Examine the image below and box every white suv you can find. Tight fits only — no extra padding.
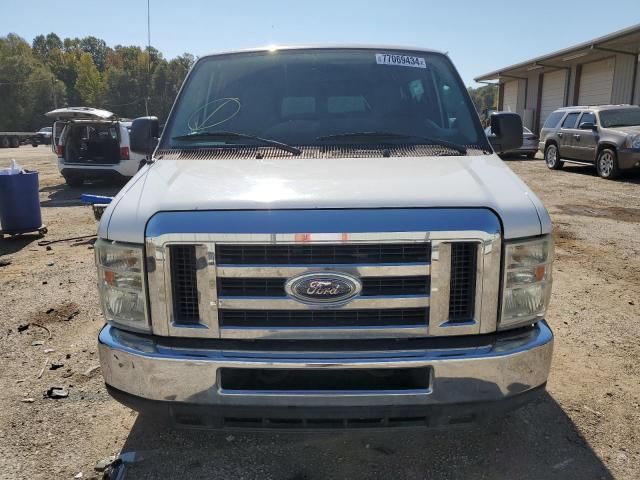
[46,107,148,187]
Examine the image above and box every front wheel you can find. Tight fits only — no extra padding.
[544,144,563,170]
[596,148,620,179]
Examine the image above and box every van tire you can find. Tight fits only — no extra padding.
[0,136,9,148]
[596,148,620,179]
[64,175,84,188]
[10,137,20,148]
[544,144,563,170]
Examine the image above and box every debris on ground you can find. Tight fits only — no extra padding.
[46,262,54,267]
[31,340,44,346]
[50,361,64,370]
[20,398,35,403]
[17,323,29,332]
[74,472,83,479]
[44,348,55,353]
[94,456,116,472]
[0,258,11,267]
[84,365,100,377]
[583,405,603,417]
[31,322,52,339]
[45,387,68,399]
[37,358,49,379]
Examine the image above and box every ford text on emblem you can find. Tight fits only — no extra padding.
[285,272,362,305]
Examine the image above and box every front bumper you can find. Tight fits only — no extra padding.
[99,321,553,425]
[57,158,139,178]
[617,148,640,170]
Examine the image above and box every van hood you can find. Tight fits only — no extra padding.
[100,155,551,242]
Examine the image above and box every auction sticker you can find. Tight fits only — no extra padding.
[376,53,426,68]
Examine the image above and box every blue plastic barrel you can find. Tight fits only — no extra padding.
[0,170,42,233]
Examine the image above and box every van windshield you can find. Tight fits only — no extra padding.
[161,49,488,154]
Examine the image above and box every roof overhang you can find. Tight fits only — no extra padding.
[475,23,640,83]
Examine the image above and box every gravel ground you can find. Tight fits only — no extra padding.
[0,146,639,479]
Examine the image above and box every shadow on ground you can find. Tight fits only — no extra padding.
[0,234,41,256]
[560,164,640,183]
[40,181,122,208]
[113,393,612,480]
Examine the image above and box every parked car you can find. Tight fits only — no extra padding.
[95,46,553,430]
[485,122,538,158]
[539,104,640,179]
[34,126,53,145]
[45,107,148,187]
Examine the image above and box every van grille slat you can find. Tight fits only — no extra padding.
[169,245,199,324]
[218,276,429,297]
[216,243,430,265]
[448,243,478,321]
[219,308,428,328]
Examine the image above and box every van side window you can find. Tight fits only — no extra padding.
[579,112,596,126]
[543,111,564,128]
[561,112,580,129]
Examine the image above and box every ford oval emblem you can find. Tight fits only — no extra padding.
[285,272,362,305]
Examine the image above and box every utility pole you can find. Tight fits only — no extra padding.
[146,0,151,116]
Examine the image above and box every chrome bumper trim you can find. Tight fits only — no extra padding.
[99,321,553,407]
[217,295,430,310]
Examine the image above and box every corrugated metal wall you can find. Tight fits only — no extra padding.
[612,53,637,104]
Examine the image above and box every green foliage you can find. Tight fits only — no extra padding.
[467,84,497,114]
[0,32,194,130]
[75,52,104,105]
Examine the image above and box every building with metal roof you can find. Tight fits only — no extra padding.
[475,24,640,132]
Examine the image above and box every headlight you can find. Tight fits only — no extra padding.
[625,134,640,149]
[499,235,553,330]
[95,239,150,332]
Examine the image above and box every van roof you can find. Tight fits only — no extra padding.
[199,45,445,60]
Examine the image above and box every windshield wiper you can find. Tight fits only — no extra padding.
[172,131,302,156]
[316,131,467,155]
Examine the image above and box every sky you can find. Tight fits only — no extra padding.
[2,0,639,87]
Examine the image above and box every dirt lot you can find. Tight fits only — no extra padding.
[1,146,639,479]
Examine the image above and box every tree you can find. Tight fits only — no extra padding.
[0,34,66,130]
[467,84,497,114]
[32,33,62,63]
[75,52,104,105]
[0,32,193,129]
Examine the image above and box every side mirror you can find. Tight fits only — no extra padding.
[579,121,597,130]
[130,116,159,156]
[489,112,522,153]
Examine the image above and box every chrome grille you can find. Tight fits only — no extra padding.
[145,208,502,339]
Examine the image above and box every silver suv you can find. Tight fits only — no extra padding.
[539,104,640,179]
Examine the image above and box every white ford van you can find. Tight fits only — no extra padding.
[46,107,148,187]
[95,46,554,430]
